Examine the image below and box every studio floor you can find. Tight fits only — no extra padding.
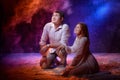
[0,53,120,80]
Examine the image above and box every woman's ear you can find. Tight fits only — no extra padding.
[61,17,64,22]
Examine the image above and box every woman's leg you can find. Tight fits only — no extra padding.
[69,63,89,76]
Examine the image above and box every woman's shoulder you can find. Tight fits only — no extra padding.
[82,37,88,40]
[75,37,88,44]
[80,37,88,42]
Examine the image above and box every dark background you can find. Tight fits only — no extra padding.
[0,0,120,53]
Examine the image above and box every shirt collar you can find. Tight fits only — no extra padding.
[51,22,63,31]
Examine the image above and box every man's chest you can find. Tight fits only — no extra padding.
[48,28,63,40]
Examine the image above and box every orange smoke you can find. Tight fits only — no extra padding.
[9,0,65,26]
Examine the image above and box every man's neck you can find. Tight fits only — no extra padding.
[54,23,61,29]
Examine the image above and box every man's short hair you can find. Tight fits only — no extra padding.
[54,10,64,18]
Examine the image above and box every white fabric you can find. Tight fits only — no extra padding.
[39,22,70,52]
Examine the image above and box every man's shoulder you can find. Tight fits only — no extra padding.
[44,22,53,29]
[62,24,69,29]
[62,24,69,27]
[45,22,53,26]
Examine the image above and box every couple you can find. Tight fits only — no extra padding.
[39,10,99,76]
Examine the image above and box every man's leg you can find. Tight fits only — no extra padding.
[40,56,47,69]
[46,52,57,68]
[56,48,67,66]
[40,53,56,69]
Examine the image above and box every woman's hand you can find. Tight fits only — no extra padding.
[56,45,66,57]
[56,45,65,52]
[65,65,74,71]
[61,65,74,77]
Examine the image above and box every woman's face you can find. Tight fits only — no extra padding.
[74,24,82,35]
[51,12,63,25]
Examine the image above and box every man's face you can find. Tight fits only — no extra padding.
[51,12,63,25]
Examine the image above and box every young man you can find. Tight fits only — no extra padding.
[39,10,70,69]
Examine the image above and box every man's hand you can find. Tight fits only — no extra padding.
[56,45,65,53]
[40,45,49,56]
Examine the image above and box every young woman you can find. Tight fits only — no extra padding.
[61,22,99,76]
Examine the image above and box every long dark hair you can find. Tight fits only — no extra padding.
[77,22,90,43]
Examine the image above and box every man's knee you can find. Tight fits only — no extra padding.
[47,53,56,60]
[40,56,48,69]
[41,63,48,69]
[57,48,67,58]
